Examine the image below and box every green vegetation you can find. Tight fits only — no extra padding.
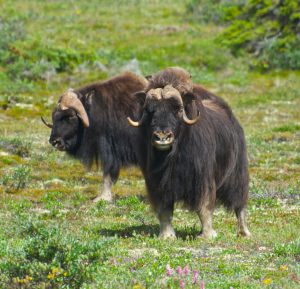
[1,164,31,193]
[186,0,245,24]
[188,0,300,70]
[0,0,299,288]
[219,0,300,70]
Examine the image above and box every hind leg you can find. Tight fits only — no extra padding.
[235,207,251,237]
[197,195,217,239]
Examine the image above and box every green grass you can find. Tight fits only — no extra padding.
[0,1,299,288]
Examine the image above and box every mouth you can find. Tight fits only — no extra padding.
[152,131,174,151]
[53,143,66,151]
[152,137,174,151]
[51,139,67,151]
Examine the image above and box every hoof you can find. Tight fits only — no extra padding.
[93,194,112,203]
[237,229,251,237]
[159,229,176,240]
[198,229,217,239]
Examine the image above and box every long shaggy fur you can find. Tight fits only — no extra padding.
[52,72,147,182]
[135,75,249,213]
[147,67,193,95]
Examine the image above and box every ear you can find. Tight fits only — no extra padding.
[182,92,196,106]
[182,92,199,116]
[133,91,147,106]
[145,75,152,81]
[84,90,95,106]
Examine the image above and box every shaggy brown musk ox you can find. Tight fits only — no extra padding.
[42,72,147,202]
[127,67,250,239]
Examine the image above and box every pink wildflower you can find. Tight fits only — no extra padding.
[183,265,189,275]
[177,266,182,275]
[200,280,205,289]
[193,270,199,284]
[166,264,173,276]
[179,279,185,289]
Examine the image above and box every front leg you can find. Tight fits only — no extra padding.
[93,174,113,202]
[158,205,176,240]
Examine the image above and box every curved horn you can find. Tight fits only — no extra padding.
[127,88,162,127]
[182,109,200,125]
[146,88,163,100]
[59,89,89,128]
[162,85,183,104]
[162,85,200,125]
[127,111,148,127]
[41,116,53,128]
[127,116,141,127]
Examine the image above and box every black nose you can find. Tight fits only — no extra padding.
[49,137,65,149]
[153,131,174,142]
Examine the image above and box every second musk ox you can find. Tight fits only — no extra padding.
[127,68,251,239]
[42,72,147,202]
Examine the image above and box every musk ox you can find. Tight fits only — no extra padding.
[42,72,147,202]
[127,68,250,239]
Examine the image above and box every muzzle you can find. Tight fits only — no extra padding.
[152,130,174,151]
[49,137,66,151]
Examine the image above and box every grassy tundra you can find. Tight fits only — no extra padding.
[0,1,299,288]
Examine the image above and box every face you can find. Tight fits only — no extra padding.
[127,86,200,151]
[49,108,81,152]
[145,98,182,151]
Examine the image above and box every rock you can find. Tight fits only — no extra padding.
[121,58,142,75]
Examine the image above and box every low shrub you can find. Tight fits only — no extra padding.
[187,0,300,70]
[186,0,245,24]
[0,220,117,289]
[218,0,300,70]
[1,165,31,193]
[0,137,31,157]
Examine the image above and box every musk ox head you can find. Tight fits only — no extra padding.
[128,85,200,151]
[41,88,91,152]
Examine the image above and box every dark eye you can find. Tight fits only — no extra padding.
[176,108,184,119]
[145,101,156,114]
[146,108,153,115]
[175,106,183,115]
[150,118,156,126]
